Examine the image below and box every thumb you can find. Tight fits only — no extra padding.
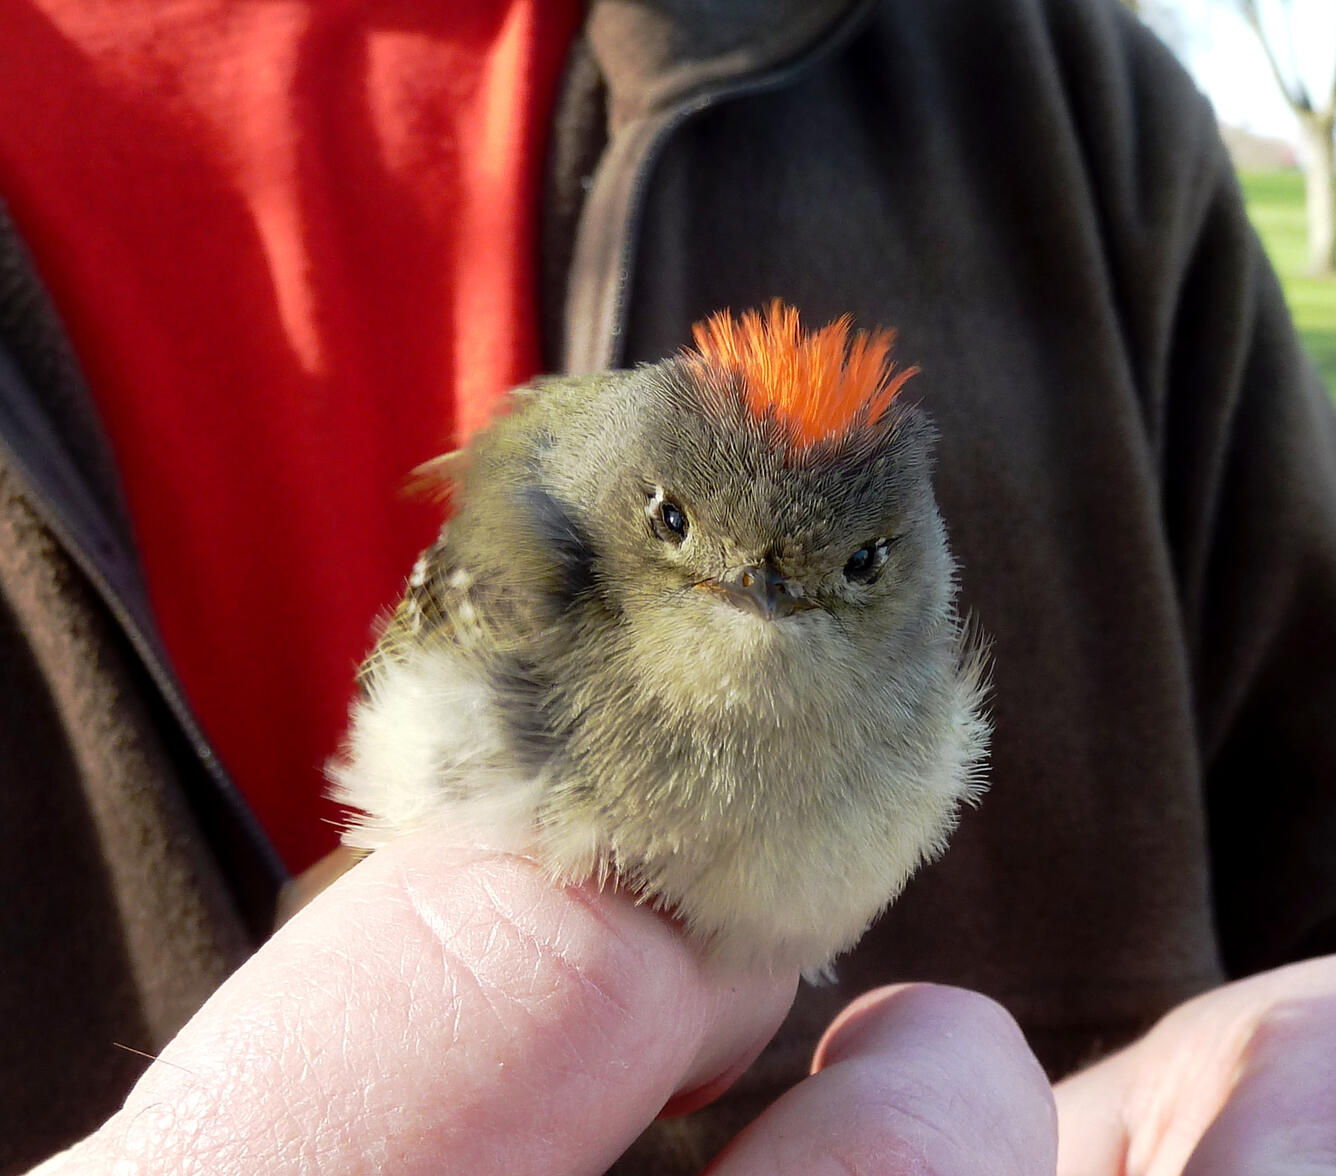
[36,830,797,1176]
[707,984,1057,1175]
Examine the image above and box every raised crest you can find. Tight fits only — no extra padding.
[685,300,918,446]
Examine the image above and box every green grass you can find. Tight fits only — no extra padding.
[1238,169,1336,394]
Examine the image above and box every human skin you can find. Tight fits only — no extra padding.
[1054,956,1336,1176]
[710,984,1057,1175]
[28,826,1055,1176]
[31,821,1333,1174]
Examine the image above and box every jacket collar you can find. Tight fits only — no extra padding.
[558,0,874,373]
[586,0,860,133]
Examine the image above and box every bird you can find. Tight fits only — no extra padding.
[329,301,989,978]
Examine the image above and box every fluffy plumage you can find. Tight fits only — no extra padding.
[330,305,989,976]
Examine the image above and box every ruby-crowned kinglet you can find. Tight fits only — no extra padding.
[330,302,988,977]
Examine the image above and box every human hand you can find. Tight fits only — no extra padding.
[1055,956,1336,1175]
[32,828,795,1175]
[705,983,1057,1175]
[30,823,1059,1176]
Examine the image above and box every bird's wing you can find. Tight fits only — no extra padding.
[356,530,490,692]
[334,527,554,848]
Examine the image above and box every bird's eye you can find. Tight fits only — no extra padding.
[843,539,890,584]
[651,500,689,543]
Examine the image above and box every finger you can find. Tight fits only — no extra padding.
[45,829,797,1176]
[1052,1045,1136,1176]
[1057,958,1336,1176]
[706,984,1057,1176]
[1182,992,1336,1176]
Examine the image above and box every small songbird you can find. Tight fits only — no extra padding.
[330,301,989,977]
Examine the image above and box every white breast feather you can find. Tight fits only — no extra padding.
[328,651,545,854]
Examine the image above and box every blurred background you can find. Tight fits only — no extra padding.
[1129,0,1336,391]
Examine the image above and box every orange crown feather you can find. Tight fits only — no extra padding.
[684,300,917,446]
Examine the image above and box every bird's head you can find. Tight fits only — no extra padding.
[520,302,955,700]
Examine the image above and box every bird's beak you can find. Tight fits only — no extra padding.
[697,564,815,621]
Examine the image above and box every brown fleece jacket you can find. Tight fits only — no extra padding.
[2,1,1334,1172]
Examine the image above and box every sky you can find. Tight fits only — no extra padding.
[1147,0,1336,145]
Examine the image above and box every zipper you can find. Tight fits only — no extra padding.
[566,0,881,373]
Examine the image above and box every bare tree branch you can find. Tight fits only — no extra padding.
[1328,32,1336,116]
[1231,0,1336,273]
[1238,0,1314,112]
